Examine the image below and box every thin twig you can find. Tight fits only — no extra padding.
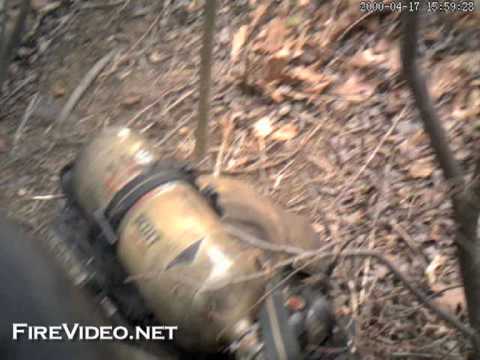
[226,121,324,174]
[125,13,161,55]
[214,248,476,343]
[331,107,405,208]
[12,93,39,151]
[359,165,389,305]
[213,115,234,177]
[223,223,307,255]
[52,49,117,133]
[337,11,377,42]
[156,114,193,147]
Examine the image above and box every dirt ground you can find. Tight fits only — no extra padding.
[1,0,480,358]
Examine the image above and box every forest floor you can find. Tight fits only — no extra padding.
[1,0,480,358]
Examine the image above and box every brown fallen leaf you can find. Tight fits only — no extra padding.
[399,129,428,155]
[270,86,287,103]
[231,25,249,62]
[430,61,463,100]
[432,284,465,314]
[307,155,335,174]
[425,254,448,286]
[51,80,66,98]
[262,18,288,53]
[409,159,434,179]
[250,3,269,29]
[264,48,290,82]
[290,66,325,84]
[271,123,299,141]
[121,94,142,108]
[303,81,332,96]
[350,48,387,68]
[333,74,376,103]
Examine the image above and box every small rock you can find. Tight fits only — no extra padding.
[148,50,163,64]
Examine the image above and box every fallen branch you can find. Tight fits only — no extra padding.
[0,0,30,91]
[52,49,117,134]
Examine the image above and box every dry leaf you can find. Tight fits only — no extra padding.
[290,66,325,84]
[270,87,286,103]
[227,156,250,169]
[425,254,448,286]
[374,39,389,53]
[409,159,434,179]
[307,155,335,174]
[303,81,331,95]
[252,116,274,138]
[262,18,288,53]
[350,48,387,68]
[265,48,289,82]
[333,74,376,103]
[271,123,299,141]
[251,3,269,28]
[430,62,462,100]
[51,81,66,97]
[399,130,427,154]
[231,25,248,62]
[121,94,142,108]
[432,285,465,314]
[178,126,189,136]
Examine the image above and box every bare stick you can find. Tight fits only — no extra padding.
[52,49,116,133]
[194,0,217,161]
[0,0,30,91]
[12,92,39,151]
[0,0,7,58]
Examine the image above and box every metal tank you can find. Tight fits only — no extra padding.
[68,127,267,352]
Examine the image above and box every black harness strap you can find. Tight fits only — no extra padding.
[61,162,197,246]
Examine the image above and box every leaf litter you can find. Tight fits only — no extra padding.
[1,0,480,358]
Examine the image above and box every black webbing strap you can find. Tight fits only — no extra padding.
[259,282,303,360]
[105,165,196,228]
[61,162,197,246]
